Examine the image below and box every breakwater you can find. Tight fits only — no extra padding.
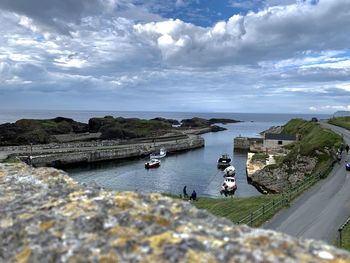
[3,135,204,167]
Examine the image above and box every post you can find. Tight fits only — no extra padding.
[339,228,343,247]
[262,205,265,219]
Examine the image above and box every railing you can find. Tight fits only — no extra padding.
[236,165,334,226]
[337,218,350,248]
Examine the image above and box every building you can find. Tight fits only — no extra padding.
[263,133,296,149]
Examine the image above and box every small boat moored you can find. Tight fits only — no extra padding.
[150,148,167,159]
[223,165,236,177]
[220,177,237,197]
[217,154,232,168]
[145,159,161,169]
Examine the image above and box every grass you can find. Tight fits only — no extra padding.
[282,119,342,157]
[337,224,350,251]
[1,157,22,164]
[193,195,281,226]
[251,153,269,162]
[329,117,350,131]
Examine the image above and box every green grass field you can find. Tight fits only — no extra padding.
[329,117,350,131]
[193,195,282,226]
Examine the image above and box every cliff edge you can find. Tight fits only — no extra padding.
[1,163,349,262]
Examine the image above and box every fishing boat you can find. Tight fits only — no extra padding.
[217,154,232,168]
[150,148,167,159]
[220,176,237,197]
[145,159,161,169]
[223,165,235,177]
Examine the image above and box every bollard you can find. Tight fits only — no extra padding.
[272,200,275,210]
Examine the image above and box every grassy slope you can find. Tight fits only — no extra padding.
[280,119,342,172]
[193,195,281,226]
[329,117,350,131]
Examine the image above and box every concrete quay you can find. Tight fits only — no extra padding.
[2,134,204,167]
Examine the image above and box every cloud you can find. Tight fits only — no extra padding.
[134,0,350,67]
[0,0,350,114]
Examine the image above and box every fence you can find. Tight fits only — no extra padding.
[236,165,334,226]
[337,218,350,248]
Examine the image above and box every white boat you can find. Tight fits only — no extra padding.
[145,159,161,169]
[150,148,167,159]
[220,176,237,197]
[223,165,236,177]
[217,154,232,168]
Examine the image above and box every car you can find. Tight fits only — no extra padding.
[346,162,350,171]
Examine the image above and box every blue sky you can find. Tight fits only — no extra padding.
[0,0,349,113]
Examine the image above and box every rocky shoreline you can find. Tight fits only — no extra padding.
[1,163,349,262]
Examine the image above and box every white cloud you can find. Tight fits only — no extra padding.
[134,0,350,67]
[0,0,349,113]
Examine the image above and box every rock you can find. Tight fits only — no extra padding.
[208,118,240,124]
[1,163,350,262]
[249,155,318,193]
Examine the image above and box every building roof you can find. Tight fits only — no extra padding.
[264,133,296,141]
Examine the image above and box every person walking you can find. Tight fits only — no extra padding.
[183,185,188,198]
[346,144,349,154]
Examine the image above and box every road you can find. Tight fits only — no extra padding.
[263,122,350,243]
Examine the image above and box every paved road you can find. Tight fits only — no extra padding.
[263,122,350,243]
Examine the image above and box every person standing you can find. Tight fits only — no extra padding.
[183,185,188,198]
[346,144,349,154]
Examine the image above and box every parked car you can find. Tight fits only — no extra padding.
[346,162,350,171]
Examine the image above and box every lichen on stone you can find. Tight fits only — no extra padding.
[1,163,350,262]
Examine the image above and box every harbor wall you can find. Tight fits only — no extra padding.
[10,135,204,167]
[234,136,263,151]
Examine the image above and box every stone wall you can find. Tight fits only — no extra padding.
[1,163,350,262]
[234,137,263,151]
[13,135,205,167]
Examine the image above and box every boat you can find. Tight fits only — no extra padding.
[220,176,237,197]
[223,165,236,177]
[145,159,161,169]
[150,148,167,159]
[217,154,232,168]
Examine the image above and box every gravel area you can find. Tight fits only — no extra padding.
[1,163,350,262]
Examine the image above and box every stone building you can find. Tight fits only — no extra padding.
[263,133,296,149]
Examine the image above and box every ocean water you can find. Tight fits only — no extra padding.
[0,109,330,198]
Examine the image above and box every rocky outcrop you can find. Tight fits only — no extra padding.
[249,155,318,193]
[1,163,349,262]
[260,125,282,135]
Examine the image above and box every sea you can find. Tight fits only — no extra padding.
[0,109,331,198]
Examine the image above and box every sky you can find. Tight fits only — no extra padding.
[0,0,349,113]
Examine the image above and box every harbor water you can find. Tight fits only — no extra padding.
[0,110,330,198]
